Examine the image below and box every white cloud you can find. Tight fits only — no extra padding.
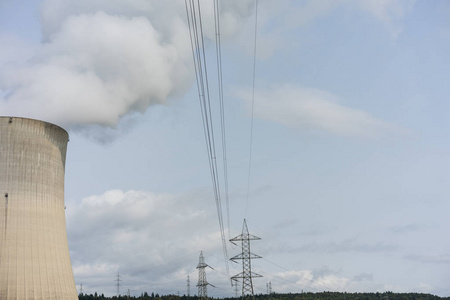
[267,269,349,293]
[358,0,416,37]
[239,84,404,139]
[228,0,341,60]
[66,189,224,295]
[281,0,415,36]
[263,269,392,294]
[235,0,415,60]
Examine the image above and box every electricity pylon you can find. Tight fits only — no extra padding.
[187,275,191,297]
[116,273,121,297]
[233,279,239,297]
[197,251,210,300]
[230,219,262,300]
[267,281,272,295]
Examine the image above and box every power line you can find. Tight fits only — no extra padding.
[185,0,230,279]
[213,0,231,242]
[245,0,259,217]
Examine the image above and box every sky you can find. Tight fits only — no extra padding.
[1,0,450,297]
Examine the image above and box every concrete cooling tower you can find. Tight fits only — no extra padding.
[0,117,77,300]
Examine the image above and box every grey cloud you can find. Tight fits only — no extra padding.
[387,223,423,234]
[66,189,224,295]
[296,239,397,254]
[404,254,450,264]
[311,266,339,279]
[352,273,374,282]
[298,240,397,254]
[262,237,397,256]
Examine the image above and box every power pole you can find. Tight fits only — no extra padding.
[187,275,191,297]
[116,273,121,297]
[79,283,83,295]
[197,251,210,300]
[230,219,262,300]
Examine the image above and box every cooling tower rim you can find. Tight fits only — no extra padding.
[0,116,69,136]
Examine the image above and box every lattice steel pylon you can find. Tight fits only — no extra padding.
[197,251,210,300]
[230,219,262,300]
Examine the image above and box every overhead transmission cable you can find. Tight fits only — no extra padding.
[213,0,231,242]
[185,0,230,281]
[245,0,259,217]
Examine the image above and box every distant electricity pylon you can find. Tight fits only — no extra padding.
[187,275,191,297]
[197,251,210,300]
[116,273,121,297]
[230,219,262,300]
[266,281,272,294]
[233,280,239,297]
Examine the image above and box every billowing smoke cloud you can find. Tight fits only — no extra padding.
[0,0,254,128]
[1,12,190,127]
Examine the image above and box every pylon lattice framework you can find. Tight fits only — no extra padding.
[230,219,262,300]
[197,251,209,300]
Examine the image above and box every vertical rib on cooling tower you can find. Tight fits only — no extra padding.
[0,117,77,300]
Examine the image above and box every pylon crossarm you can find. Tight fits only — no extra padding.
[250,252,262,259]
[196,282,209,287]
[231,272,245,279]
[230,234,244,242]
[230,234,261,242]
[230,253,245,260]
[247,234,261,240]
[250,272,263,278]
[230,253,262,260]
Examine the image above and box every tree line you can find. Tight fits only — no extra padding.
[79,291,450,300]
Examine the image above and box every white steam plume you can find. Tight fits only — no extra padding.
[0,0,254,128]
